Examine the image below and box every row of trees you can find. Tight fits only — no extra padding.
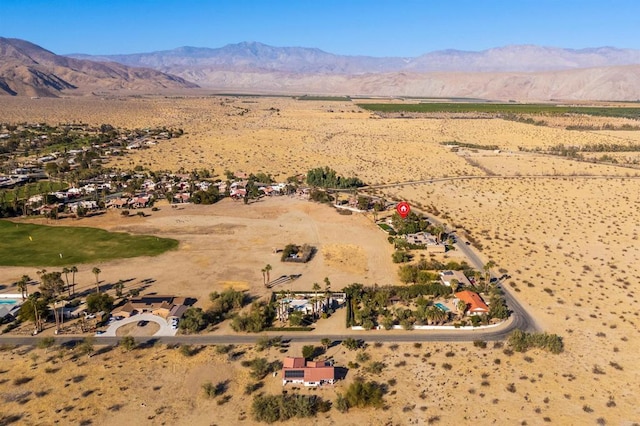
[179,289,251,333]
[306,167,364,189]
[16,265,109,334]
[230,301,276,333]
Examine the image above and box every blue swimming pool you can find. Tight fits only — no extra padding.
[0,299,18,305]
[434,302,450,312]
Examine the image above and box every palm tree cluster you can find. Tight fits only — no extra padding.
[16,264,89,334]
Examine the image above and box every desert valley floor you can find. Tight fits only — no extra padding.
[0,95,639,425]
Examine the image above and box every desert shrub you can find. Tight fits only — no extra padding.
[256,336,282,352]
[342,338,363,351]
[355,351,371,363]
[335,394,350,413]
[364,361,385,375]
[244,382,263,395]
[392,251,413,263]
[202,380,228,398]
[119,336,136,352]
[342,378,385,409]
[242,357,283,380]
[252,393,329,423]
[508,330,564,354]
[179,344,196,357]
[215,344,234,354]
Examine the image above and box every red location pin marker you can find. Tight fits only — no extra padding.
[396,201,410,219]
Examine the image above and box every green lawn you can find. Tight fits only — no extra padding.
[378,223,393,232]
[0,220,179,267]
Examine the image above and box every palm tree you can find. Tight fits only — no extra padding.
[473,270,482,289]
[62,267,71,297]
[433,224,444,243]
[114,280,125,298]
[323,277,331,312]
[483,261,496,292]
[450,279,459,294]
[425,307,436,325]
[261,268,267,286]
[264,264,272,285]
[457,299,467,318]
[321,338,332,352]
[70,266,78,295]
[312,282,321,318]
[433,307,447,325]
[17,275,31,300]
[52,298,61,334]
[27,292,44,333]
[92,267,101,293]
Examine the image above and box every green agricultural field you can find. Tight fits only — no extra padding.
[0,220,178,267]
[357,102,640,119]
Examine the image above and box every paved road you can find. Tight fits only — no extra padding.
[0,318,517,347]
[362,173,640,191]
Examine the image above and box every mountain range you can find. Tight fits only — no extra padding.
[3,38,640,100]
[0,37,197,97]
[70,42,640,74]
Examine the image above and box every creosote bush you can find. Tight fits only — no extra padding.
[508,330,564,354]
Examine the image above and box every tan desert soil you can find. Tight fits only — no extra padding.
[0,96,639,424]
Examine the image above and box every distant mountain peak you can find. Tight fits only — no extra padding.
[8,38,640,100]
[0,38,198,97]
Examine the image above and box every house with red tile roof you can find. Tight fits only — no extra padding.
[281,357,335,387]
[454,290,489,315]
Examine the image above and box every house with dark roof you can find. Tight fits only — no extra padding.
[454,290,489,315]
[111,295,190,320]
[281,357,335,387]
[405,232,446,253]
[440,270,472,288]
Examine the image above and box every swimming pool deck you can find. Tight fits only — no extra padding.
[434,302,451,312]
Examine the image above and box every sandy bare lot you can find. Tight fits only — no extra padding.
[1,96,640,424]
[0,197,397,306]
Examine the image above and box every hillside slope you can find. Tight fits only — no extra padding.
[0,37,198,97]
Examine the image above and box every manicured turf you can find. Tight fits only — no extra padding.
[357,102,640,119]
[0,220,178,267]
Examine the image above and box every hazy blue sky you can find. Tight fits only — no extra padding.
[1,0,638,56]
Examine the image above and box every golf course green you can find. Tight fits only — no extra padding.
[0,220,178,267]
